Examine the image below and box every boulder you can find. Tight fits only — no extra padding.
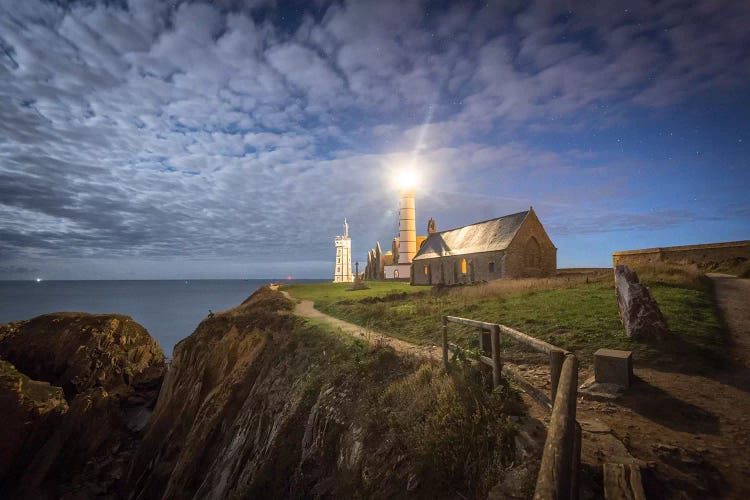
[614,265,669,341]
[0,312,166,499]
[0,312,165,397]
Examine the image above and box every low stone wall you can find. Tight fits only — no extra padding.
[612,240,750,270]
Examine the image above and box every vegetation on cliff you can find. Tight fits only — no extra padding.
[128,287,526,499]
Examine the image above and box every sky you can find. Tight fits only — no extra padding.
[0,0,748,280]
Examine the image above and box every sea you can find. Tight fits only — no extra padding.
[0,279,323,358]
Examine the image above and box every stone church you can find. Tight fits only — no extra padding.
[411,207,556,285]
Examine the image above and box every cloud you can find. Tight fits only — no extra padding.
[0,0,748,277]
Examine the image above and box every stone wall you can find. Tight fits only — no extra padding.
[504,209,557,278]
[612,240,750,270]
[412,251,507,285]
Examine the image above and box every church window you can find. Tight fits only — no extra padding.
[461,258,467,274]
[423,265,428,275]
[489,262,495,273]
[394,270,399,278]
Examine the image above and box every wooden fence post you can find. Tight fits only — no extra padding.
[571,421,581,500]
[491,324,501,389]
[480,327,492,354]
[442,316,449,369]
[550,348,565,403]
[534,354,579,500]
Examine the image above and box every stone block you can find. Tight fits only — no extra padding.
[614,265,669,341]
[594,349,632,388]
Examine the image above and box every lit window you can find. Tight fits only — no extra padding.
[489,262,495,273]
[424,265,428,275]
[461,258,467,274]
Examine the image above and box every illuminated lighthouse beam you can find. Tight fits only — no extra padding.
[397,168,420,192]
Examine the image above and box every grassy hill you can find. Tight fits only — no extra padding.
[284,266,726,372]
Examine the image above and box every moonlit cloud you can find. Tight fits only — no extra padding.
[0,0,748,278]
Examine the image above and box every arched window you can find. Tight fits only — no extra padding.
[525,237,541,267]
[394,270,399,278]
[461,258,467,274]
[423,265,428,275]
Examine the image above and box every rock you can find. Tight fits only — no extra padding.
[579,376,625,400]
[12,386,126,499]
[579,419,612,434]
[603,463,646,500]
[614,265,669,340]
[0,312,166,499]
[406,473,420,492]
[0,312,165,397]
[0,360,68,490]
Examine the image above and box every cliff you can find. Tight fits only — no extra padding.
[128,287,527,499]
[1,288,533,499]
[0,312,166,498]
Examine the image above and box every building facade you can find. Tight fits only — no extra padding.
[333,219,354,283]
[411,208,556,285]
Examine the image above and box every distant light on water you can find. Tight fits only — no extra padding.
[35,278,42,282]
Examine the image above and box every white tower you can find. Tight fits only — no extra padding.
[398,188,417,265]
[333,218,354,283]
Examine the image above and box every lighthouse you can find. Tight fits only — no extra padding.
[398,187,417,265]
[382,169,421,280]
[333,218,354,283]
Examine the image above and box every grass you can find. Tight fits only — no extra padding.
[285,316,520,498]
[282,281,420,308]
[285,267,727,372]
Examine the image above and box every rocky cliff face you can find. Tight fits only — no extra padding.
[0,312,166,499]
[2,288,528,499]
[127,287,525,499]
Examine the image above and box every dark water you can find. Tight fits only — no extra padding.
[0,279,323,357]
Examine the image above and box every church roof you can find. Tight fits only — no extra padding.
[412,210,529,260]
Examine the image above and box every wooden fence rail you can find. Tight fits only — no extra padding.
[441,315,580,500]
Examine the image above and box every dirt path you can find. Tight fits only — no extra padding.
[709,274,750,366]
[572,275,750,499]
[279,289,441,360]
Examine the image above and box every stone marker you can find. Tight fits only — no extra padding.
[594,348,632,388]
[614,265,669,340]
